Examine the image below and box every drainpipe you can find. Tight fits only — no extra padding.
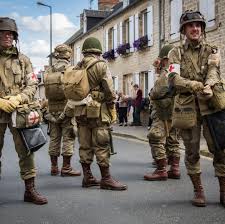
[158,0,162,51]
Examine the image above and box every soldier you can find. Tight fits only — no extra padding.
[44,44,81,177]
[144,45,180,181]
[168,10,225,207]
[0,17,47,204]
[74,37,127,190]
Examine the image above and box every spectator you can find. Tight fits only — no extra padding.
[131,84,142,126]
[117,92,128,126]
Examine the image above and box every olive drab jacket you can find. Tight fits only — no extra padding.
[74,54,115,123]
[0,47,37,123]
[168,39,221,115]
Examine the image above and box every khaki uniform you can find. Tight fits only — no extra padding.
[148,70,180,161]
[45,59,76,157]
[74,54,115,167]
[169,40,225,176]
[0,47,37,180]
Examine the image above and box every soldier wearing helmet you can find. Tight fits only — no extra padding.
[168,10,225,207]
[0,17,47,204]
[44,44,81,177]
[144,44,181,182]
[74,37,127,191]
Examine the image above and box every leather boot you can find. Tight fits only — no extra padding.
[81,163,100,188]
[24,177,48,205]
[99,165,127,191]
[189,174,206,207]
[50,156,59,176]
[144,158,168,181]
[61,156,81,177]
[167,156,181,179]
[218,177,225,207]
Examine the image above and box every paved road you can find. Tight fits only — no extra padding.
[0,128,225,224]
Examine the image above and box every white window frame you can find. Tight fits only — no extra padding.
[113,76,119,92]
[170,0,182,40]
[105,29,108,52]
[134,13,139,41]
[119,21,123,45]
[148,70,154,94]
[133,72,140,86]
[113,24,118,56]
[129,16,134,52]
[76,46,81,63]
[199,0,216,28]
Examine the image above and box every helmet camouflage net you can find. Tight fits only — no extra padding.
[179,10,206,34]
[82,37,102,54]
[0,17,18,40]
[54,44,72,59]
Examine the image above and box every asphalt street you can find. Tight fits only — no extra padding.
[0,127,225,224]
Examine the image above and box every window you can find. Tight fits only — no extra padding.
[76,46,81,63]
[170,0,182,39]
[129,16,134,52]
[123,19,129,44]
[199,0,216,28]
[140,71,154,97]
[113,24,118,56]
[108,27,114,50]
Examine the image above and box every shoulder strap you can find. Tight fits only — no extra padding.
[86,59,105,71]
[0,56,11,90]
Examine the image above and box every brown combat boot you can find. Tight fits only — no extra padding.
[24,177,48,205]
[81,163,100,188]
[189,174,206,207]
[50,155,59,176]
[61,156,81,177]
[144,158,168,181]
[218,177,225,207]
[167,156,181,179]
[99,165,127,191]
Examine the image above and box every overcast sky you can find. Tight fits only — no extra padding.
[0,0,98,71]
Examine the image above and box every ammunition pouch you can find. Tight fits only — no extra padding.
[91,91,105,102]
[48,100,67,113]
[86,100,101,118]
[12,101,42,128]
[172,94,197,129]
[211,81,225,110]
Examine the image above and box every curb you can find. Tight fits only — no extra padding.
[112,132,213,159]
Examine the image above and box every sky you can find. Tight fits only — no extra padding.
[0,0,98,71]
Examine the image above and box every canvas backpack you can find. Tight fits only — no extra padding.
[63,59,104,101]
[44,69,66,101]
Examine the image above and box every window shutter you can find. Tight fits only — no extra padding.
[148,70,154,93]
[133,72,139,86]
[135,13,139,41]
[119,21,123,45]
[199,0,215,27]
[76,46,81,63]
[105,29,108,52]
[147,5,153,46]
[114,24,118,57]
[129,16,134,52]
[170,0,182,39]
[114,76,119,91]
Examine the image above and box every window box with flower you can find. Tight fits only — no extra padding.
[133,35,148,51]
[102,49,115,61]
[116,43,130,56]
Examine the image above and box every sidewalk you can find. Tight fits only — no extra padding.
[112,123,213,158]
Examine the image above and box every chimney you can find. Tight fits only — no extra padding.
[98,0,120,11]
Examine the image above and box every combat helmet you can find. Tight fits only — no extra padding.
[0,17,18,40]
[158,44,174,59]
[54,44,72,59]
[82,37,102,54]
[179,10,206,34]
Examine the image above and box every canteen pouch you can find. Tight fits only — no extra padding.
[86,100,101,118]
[18,125,47,152]
[172,94,197,129]
[12,101,42,128]
[211,81,225,110]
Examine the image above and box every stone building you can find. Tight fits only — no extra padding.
[65,0,225,125]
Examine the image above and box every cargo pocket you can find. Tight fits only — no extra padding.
[96,128,110,146]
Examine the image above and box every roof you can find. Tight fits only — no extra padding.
[64,0,140,45]
[84,9,111,18]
